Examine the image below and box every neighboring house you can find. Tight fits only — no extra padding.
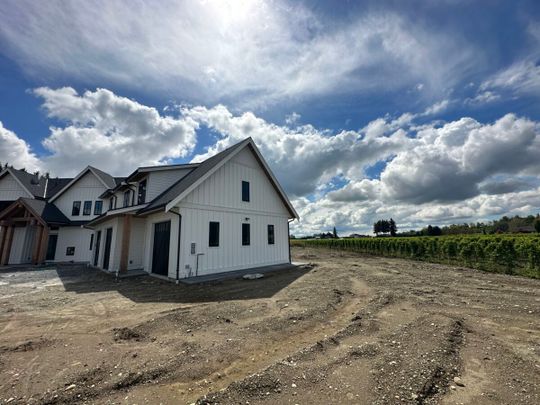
[0,138,299,281]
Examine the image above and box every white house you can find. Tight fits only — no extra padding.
[0,138,299,281]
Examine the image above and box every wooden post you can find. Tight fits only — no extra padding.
[37,227,49,264]
[119,215,131,273]
[32,225,44,264]
[1,226,14,265]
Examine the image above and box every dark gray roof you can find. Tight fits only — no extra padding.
[138,138,251,214]
[89,166,118,189]
[21,198,71,225]
[45,178,72,198]
[7,168,46,197]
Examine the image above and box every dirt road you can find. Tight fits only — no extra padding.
[0,247,538,404]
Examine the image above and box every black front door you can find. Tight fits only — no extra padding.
[102,228,113,270]
[152,221,170,276]
[93,231,101,266]
[45,234,58,261]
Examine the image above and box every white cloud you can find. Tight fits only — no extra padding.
[0,0,479,107]
[0,121,41,172]
[465,90,501,105]
[480,60,540,96]
[285,112,301,126]
[422,99,450,116]
[34,87,198,176]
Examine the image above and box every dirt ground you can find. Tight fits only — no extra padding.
[0,247,538,405]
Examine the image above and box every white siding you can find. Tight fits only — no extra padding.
[92,217,121,271]
[128,218,146,270]
[53,172,107,220]
[0,174,32,200]
[176,207,289,277]
[8,226,26,264]
[54,227,93,262]
[146,169,191,202]
[182,147,290,216]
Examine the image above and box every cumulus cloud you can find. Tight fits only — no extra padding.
[465,90,501,105]
[182,104,409,196]
[0,121,41,172]
[0,0,479,107]
[34,87,198,176]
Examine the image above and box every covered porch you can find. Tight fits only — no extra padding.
[0,198,68,265]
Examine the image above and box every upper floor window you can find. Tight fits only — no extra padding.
[242,181,250,202]
[138,179,147,205]
[267,224,275,245]
[83,201,92,216]
[242,223,250,246]
[94,200,103,215]
[72,201,81,216]
[123,190,131,207]
[209,221,220,247]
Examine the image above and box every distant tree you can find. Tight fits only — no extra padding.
[389,218,397,236]
[333,227,338,239]
[534,218,540,234]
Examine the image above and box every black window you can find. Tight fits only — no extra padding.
[209,222,220,247]
[109,197,114,210]
[268,224,275,245]
[242,223,250,246]
[138,179,147,204]
[72,201,81,216]
[242,181,250,202]
[83,201,92,216]
[94,200,103,215]
[66,246,75,256]
[89,234,94,250]
[123,190,131,207]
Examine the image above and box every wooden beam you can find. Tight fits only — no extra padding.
[32,225,44,264]
[0,226,14,265]
[119,215,131,273]
[37,226,49,264]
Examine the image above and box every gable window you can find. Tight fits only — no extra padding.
[72,201,81,216]
[242,181,250,202]
[94,200,103,215]
[83,201,92,216]
[123,190,131,207]
[267,224,275,245]
[242,223,250,246]
[209,221,220,247]
[138,179,147,205]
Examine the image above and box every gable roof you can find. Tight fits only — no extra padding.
[48,166,118,202]
[138,138,298,219]
[0,167,44,198]
[0,197,70,226]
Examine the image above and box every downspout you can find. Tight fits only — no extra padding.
[170,209,182,284]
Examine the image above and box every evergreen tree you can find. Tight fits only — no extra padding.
[389,218,397,236]
[333,226,338,238]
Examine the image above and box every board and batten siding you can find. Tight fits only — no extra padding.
[54,227,94,262]
[0,173,33,200]
[53,171,108,220]
[171,146,291,278]
[176,207,289,277]
[128,217,146,270]
[145,168,192,203]
[8,226,26,264]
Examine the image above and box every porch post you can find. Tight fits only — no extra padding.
[119,214,131,273]
[0,226,14,265]
[32,225,44,264]
[37,226,49,264]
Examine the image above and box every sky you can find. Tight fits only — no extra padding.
[1,0,540,236]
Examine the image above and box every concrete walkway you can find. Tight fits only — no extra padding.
[179,262,306,284]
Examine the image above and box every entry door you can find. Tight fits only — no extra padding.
[93,231,101,266]
[152,221,170,276]
[46,234,58,261]
[102,228,113,270]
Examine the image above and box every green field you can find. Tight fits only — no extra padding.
[292,234,540,278]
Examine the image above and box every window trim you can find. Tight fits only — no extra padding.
[94,200,103,215]
[138,179,147,205]
[83,200,92,216]
[72,201,81,216]
[123,190,131,208]
[209,221,220,247]
[66,246,75,256]
[242,223,250,246]
[267,224,275,245]
[242,181,250,202]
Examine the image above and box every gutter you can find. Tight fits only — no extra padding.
[170,209,182,284]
